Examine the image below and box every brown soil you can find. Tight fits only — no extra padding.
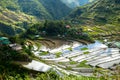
[37,38,72,49]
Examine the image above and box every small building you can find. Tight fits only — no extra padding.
[9,43,22,51]
[0,37,10,45]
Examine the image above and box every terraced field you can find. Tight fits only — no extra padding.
[32,40,120,76]
[83,26,120,41]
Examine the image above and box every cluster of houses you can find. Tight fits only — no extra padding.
[0,37,22,51]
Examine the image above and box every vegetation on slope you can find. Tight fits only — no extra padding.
[18,0,52,19]
[0,35,98,80]
[0,6,37,35]
[68,0,120,26]
[39,0,72,19]
[0,35,119,80]
[22,20,93,42]
[0,0,72,35]
[0,0,20,11]
[0,0,72,20]
[0,0,120,79]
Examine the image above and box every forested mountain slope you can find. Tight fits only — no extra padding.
[39,0,72,19]
[0,0,72,20]
[68,0,120,25]
[0,6,36,35]
[0,0,72,35]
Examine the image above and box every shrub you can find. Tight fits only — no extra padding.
[77,60,91,68]
[55,52,62,58]
[83,51,90,54]
[69,61,77,65]
[81,47,88,51]
[39,51,49,56]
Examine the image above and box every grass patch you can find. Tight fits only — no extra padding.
[81,47,88,51]
[58,62,65,65]
[77,60,91,68]
[66,66,72,70]
[67,47,72,51]
[39,51,49,55]
[68,57,72,61]
[34,42,41,51]
[83,51,90,54]
[55,52,62,58]
[63,75,103,80]
[69,61,77,65]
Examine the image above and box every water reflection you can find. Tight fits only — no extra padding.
[38,40,108,56]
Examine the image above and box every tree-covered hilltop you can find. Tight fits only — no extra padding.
[67,0,120,26]
[22,20,93,42]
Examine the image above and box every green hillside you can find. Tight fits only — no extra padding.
[0,0,20,11]
[0,0,120,80]
[39,0,72,19]
[0,0,73,35]
[68,0,120,26]
[18,0,72,19]
[0,0,72,20]
[18,0,52,19]
[0,6,37,35]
